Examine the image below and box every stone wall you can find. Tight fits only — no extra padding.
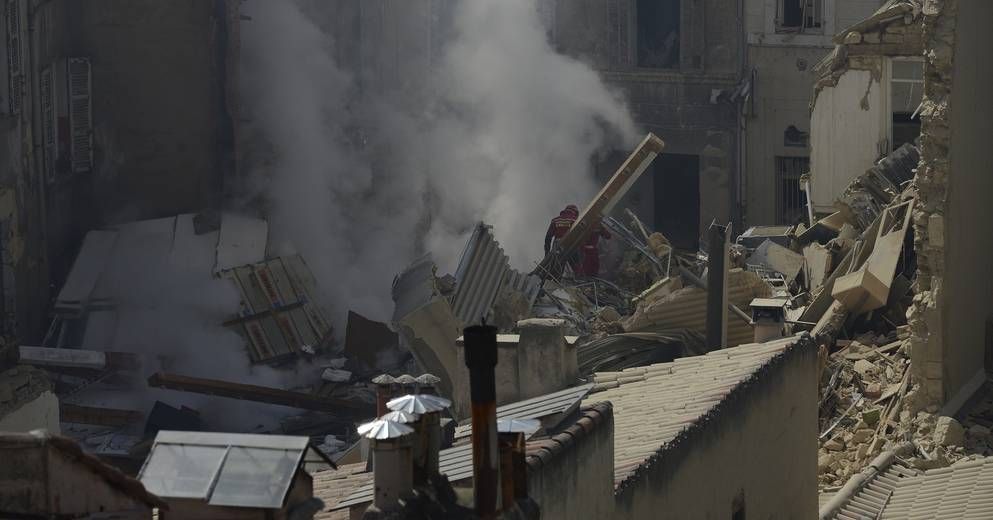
[910,0,993,410]
[612,339,819,518]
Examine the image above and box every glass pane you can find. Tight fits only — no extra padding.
[892,60,924,81]
[209,447,299,508]
[140,444,227,499]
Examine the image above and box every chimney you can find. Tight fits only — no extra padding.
[497,418,540,508]
[357,418,415,513]
[517,318,576,398]
[387,393,451,486]
[372,374,397,416]
[750,298,788,343]
[395,374,418,395]
[706,220,730,350]
[415,373,441,395]
[463,324,500,518]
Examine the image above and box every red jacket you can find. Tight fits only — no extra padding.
[544,210,576,254]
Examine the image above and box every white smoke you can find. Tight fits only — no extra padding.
[239,0,638,326]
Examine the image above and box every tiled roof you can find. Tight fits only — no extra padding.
[583,334,807,490]
[525,403,612,471]
[880,457,993,519]
[313,462,372,520]
[825,459,919,519]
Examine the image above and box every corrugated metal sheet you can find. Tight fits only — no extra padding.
[451,223,510,325]
[576,331,706,374]
[622,269,770,348]
[452,383,594,440]
[449,222,541,326]
[583,335,801,489]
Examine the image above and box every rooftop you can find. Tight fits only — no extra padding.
[0,430,166,510]
[824,455,993,519]
[583,334,809,490]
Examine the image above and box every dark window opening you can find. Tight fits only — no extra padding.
[653,153,700,251]
[776,156,809,225]
[780,0,822,31]
[784,125,809,148]
[637,0,680,69]
[892,113,920,151]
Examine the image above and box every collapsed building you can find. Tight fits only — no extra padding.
[1,0,992,518]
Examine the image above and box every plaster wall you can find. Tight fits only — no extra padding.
[743,45,824,225]
[809,64,889,213]
[0,390,59,434]
[613,345,818,519]
[527,407,614,520]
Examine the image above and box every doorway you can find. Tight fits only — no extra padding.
[653,153,700,251]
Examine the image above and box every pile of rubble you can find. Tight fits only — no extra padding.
[817,328,993,488]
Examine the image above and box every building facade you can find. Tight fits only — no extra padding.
[0,0,238,341]
[549,0,745,250]
[743,0,888,226]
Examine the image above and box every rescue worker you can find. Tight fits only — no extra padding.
[544,205,579,255]
[544,205,582,273]
[577,221,611,277]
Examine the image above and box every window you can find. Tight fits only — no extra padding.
[784,125,809,148]
[775,156,809,225]
[891,58,923,150]
[68,57,92,173]
[778,0,823,32]
[637,0,680,69]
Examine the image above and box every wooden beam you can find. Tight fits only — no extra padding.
[147,372,370,413]
[61,404,144,427]
[535,133,665,278]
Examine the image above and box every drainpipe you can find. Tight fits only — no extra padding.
[463,324,499,518]
[801,173,816,227]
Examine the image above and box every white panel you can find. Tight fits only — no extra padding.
[809,68,887,212]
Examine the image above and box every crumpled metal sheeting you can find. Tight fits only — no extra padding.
[449,222,542,327]
[576,330,706,374]
[451,222,509,325]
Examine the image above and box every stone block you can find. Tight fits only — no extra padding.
[933,416,965,447]
[928,214,944,248]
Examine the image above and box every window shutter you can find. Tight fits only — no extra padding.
[40,66,55,181]
[5,0,21,113]
[67,57,92,173]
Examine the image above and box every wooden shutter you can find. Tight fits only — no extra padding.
[5,0,20,113]
[67,57,92,173]
[40,66,55,180]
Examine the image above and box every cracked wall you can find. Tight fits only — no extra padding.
[910,0,993,409]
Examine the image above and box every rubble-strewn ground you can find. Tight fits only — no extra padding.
[817,327,993,490]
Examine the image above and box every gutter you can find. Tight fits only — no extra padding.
[817,441,913,519]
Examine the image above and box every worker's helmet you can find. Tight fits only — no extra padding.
[564,204,579,217]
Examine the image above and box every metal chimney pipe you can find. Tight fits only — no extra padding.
[372,374,396,416]
[706,221,730,350]
[498,431,527,507]
[413,411,441,485]
[463,324,500,518]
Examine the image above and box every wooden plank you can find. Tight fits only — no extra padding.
[61,404,143,427]
[147,372,370,413]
